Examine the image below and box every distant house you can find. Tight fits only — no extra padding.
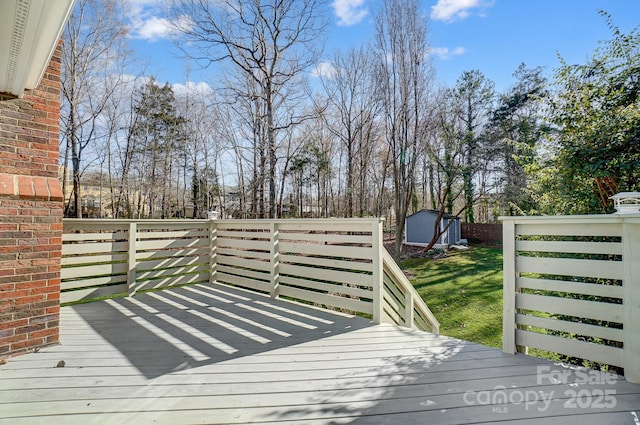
[405,209,462,247]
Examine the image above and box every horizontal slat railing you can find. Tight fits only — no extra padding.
[61,220,211,303]
[214,220,272,295]
[135,222,210,293]
[61,218,440,334]
[215,219,377,317]
[381,249,440,334]
[61,220,130,303]
[501,214,640,384]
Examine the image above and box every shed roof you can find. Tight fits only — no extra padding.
[407,209,459,220]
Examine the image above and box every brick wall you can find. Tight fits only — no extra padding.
[0,42,63,358]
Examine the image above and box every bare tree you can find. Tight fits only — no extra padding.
[317,47,378,217]
[419,88,497,251]
[373,0,434,260]
[107,75,147,218]
[175,82,222,218]
[172,0,327,218]
[61,0,128,217]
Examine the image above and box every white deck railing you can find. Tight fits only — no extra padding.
[501,214,640,384]
[61,218,439,334]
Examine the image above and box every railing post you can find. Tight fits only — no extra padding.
[209,219,217,285]
[404,290,414,328]
[127,222,137,296]
[270,221,280,299]
[372,219,384,324]
[622,218,640,384]
[502,218,516,354]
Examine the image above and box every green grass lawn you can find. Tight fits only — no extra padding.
[402,245,503,348]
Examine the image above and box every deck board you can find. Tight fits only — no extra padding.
[1,283,639,424]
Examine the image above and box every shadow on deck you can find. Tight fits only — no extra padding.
[1,283,639,424]
[72,283,374,379]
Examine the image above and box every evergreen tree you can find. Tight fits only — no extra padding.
[489,64,549,216]
[130,78,186,218]
[451,70,494,223]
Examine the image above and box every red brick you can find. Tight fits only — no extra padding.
[32,177,49,199]
[0,334,27,346]
[0,319,27,331]
[0,174,14,197]
[0,289,15,299]
[16,176,34,198]
[46,292,60,301]
[5,289,30,299]
[0,282,15,291]
[0,242,31,251]
[15,295,47,305]
[11,338,43,351]
[33,244,60,252]
[47,179,62,201]
[0,270,14,278]
[18,280,47,289]
[30,328,57,339]
[32,285,58,295]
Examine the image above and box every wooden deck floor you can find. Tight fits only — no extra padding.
[2,283,639,425]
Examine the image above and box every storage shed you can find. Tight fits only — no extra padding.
[405,209,462,247]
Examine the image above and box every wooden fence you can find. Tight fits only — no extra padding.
[501,215,640,384]
[61,218,439,334]
[461,223,502,243]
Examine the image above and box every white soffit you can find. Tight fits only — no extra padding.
[0,0,75,97]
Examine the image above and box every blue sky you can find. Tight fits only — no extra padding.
[127,0,640,94]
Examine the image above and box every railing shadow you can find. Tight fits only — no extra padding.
[253,328,640,424]
[72,283,373,379]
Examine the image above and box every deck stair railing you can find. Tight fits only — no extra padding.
[382,249,440,333]
[61,218,439,334]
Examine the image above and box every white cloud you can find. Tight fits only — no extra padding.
[429,46,466,60]
[131,15,175,40]
[430,0,491,23]
[311,61,337,79]
[172,81,213,98]
[126,0,192,41]
[332,0,368,27]
[129,14,194,41]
